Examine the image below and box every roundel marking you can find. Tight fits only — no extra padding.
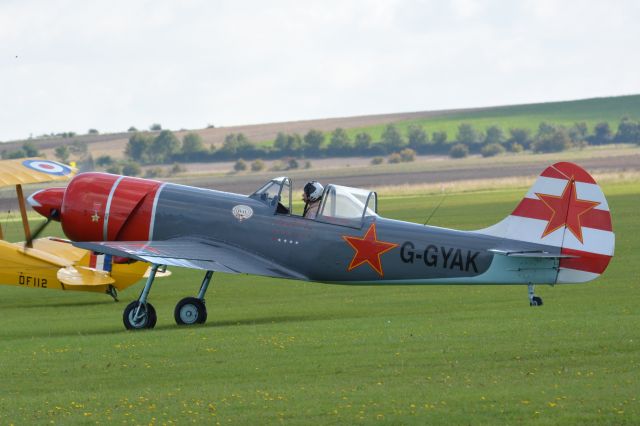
[22,159,72,176]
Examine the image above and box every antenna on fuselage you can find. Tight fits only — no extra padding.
[423,185,448,226]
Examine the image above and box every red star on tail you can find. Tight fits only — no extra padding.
[535,178,600,244]
[343,223,398,277]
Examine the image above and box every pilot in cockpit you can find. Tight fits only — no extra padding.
[302,181,324,219]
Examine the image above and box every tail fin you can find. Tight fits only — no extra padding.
[478,162,614,283]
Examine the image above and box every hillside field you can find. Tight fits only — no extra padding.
[0,180,638,424]
[341,94,640,144]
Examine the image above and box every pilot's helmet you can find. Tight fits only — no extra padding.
[304,181,324,202]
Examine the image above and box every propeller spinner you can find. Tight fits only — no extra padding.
[27,188,65,221]
[25,187,65,246]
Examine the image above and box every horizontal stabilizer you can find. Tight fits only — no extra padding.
[489,249,578,258]
[57,266,115,286]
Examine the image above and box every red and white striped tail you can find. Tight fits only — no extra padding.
[479,162,614,283]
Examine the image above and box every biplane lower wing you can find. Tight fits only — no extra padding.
[73,238,308,280]
[0,238,144,294]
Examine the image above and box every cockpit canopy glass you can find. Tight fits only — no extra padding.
[317,184,377,226]
[251,178,376,224]
[250,177,291,212]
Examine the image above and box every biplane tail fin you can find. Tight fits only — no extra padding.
[478,162,614,283]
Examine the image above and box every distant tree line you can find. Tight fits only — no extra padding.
[3,117,639,168]
[118,116,640,165]
[444,117,640,159]
[0,141,40,159]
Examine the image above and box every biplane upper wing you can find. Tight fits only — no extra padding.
[73,238,308,280]
[0,158,76,187]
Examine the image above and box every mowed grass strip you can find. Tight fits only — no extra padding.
[0,182,638,424]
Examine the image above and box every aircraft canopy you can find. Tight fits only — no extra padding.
[251,178,378,225]
[318,184,378,223]
[250,176,292,212]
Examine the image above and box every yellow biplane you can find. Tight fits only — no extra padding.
[0,158,154,300]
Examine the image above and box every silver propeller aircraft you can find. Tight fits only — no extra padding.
[28,161,614,330]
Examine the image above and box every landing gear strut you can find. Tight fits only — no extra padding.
[107,285,119,302]
[174,270,213,325]
[123,263,162,329]
[528,283,543,307]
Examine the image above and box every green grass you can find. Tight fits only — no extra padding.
[0,182,638,424]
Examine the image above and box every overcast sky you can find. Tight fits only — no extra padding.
[1,0,639,142]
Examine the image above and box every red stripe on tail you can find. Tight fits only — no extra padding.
[511,198,612,232]
[541,162,597,184]
[560,248,612,274]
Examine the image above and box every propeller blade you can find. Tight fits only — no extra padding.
[24,208,59,248]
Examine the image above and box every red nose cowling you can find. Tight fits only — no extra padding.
[57,173,163,242]
[27,188,65,221]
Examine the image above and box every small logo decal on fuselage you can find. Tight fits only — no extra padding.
[232,205,253,222]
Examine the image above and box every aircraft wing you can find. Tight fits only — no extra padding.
[0,158,76,187]
[73,238,308,280]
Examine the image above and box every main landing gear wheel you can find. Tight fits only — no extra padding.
[173,271,214,326]
[174,297,207,325]
[123,301,157,330]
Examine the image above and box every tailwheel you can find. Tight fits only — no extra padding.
[527,283,543,307]
[123,301,157,330]
[174,297,207,325]
[530,296,543,307]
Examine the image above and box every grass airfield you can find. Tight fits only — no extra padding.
[0,182,638,424]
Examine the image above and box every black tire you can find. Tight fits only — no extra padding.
[530,296,544,307]
[174,297,207,325]
[123,301,157,330]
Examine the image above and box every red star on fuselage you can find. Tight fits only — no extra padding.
[535,178,600,244]
[343,223,398,277]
